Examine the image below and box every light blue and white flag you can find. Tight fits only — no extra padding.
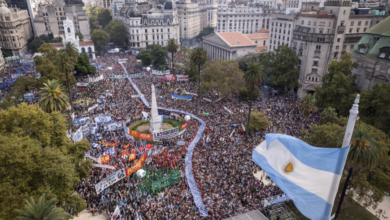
[252,134,349,220]
[94,114,112,125]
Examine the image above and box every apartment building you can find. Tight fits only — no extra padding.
[216,0,272,34]
[34,0,91,40]
[268,13,294,52]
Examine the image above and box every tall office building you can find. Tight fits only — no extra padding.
[5,0,38,35]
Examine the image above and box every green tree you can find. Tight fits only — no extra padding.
[91,30,110,55]
[198,26,214,39]
[359,82,390,135]
[267,45,300,89]
[315,53,358,115]
[57,51,75,109]
[1,48,11,57]
[176,46,192,69]
[244,62,266,140]
[62,42,79,62]
[0,104,89,219]
[40,80,69,113]
[201,59,245,98]
[299,94,318,119]
[75,32,84,40]
[75,53,97,75]
[239,84,260,101]
[190,47,208,97]
[28,37,45,53]
[236,53,258,72]
[148,44,168,70]
[98,8,111,28]
[15,194,73,220]
[136,50,153,66]
[249,110,271,133]
[185,63,198,82]
[38,43,59,60]
[167,38,179,75]
[89,16,99,30]
[320,107,338,124]
[104,20,128,48]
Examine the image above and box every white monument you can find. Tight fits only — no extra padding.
[149,84,162,133]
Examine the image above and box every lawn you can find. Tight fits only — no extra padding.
[287,196,378,220]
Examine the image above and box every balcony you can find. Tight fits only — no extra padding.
[337,26,345,34]
[293,31,333,43]
[344,33,364,43]
[324,0,351,6]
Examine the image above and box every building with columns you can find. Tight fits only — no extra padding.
[202,31,256,60]
[216,0,272,34]
[113,0,180,49]
[0,1,34,56]
[51,18,96,59]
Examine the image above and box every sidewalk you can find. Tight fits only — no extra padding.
[73,209,109,220]
[352,194,390,220]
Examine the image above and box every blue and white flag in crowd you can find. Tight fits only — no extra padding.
[103,147,115,156]
[94,114,112,125]
[73,117,90,126]
[252,134,349,220]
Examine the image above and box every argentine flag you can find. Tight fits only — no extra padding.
[252,134,349,220]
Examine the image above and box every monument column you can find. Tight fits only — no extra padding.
[149,84,162,133]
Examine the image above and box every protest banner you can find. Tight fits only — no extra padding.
[125,153,147,176]
[93,164,116,170]
[100,154,110,164]
[94,114,112,125]
[73,117,90,126]
[88,104,99,112]
[151,170,180,193]
[88,74,104,83]
[95,169,126,194]
[153,127,179,141]
[181,123,187,130]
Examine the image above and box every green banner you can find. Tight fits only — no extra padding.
[202,111,209,115]
[151,171,180,193]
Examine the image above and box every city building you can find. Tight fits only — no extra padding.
[176,0,207,46]
[0,48,5,73]
[34,0,91,40]
[206,0,218,28]
[253,0,278,9]
[350,16,390,90]
[203,32,257,60]
[111,0,126,16]
[245,32,269,52]
[51,18,96,59]
[290,1,387,98]
[113,0,180,49]
[268,13,294,52]
[216,0,272,34]
[96,0,111,9]
[0,1,34,56]
[137,2,152,14]
[5,0,39,35]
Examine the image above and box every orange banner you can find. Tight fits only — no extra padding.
[126,153,147,176]
[182,123,187,130]
[121,150,128,157]
[123,144,130,149]
[138,133,153,140]
[129,153,136,161]
[104,142,116,147]
[100,154,110,164]
[130,130,139,138]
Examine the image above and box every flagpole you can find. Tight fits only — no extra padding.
[334,94,359,220]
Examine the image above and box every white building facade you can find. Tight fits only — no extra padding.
[113,0,180,49]
[216,0,272,34]
[268,13,294,51]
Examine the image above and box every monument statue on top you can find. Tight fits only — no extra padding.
[149,84,162,133]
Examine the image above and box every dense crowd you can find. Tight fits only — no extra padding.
[2,53,321,219]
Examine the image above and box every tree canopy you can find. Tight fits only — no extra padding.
[198,27,214,39]
[201,59,245,97]
[104,20,128,48]
[0,104,90,219]
[315,53,358,115]
[91,30,110,55]
[98,8,111,28]
[75,53,97,75]
[249,111,271,133]
[266,45,300,89]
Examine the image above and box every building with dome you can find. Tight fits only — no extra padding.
[51,17,96,59]
[113,0,180,49]
[0,0,34,56]
[34,0,91,40]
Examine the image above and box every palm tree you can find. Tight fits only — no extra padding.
[190,47,208,98]
[299,94,318,119]
[63,42,79,62]
[40,80,69,113]
[243,62,266,140]
[320,106,338,124]
[15,194,72,220]
[167,38,179,75]
[57,51,75,109]
[335,124,382,219]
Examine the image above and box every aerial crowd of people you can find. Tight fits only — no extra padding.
[3,53,321,220]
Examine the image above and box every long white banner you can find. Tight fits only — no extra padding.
[88,104,99,112]
[85,154,100,163]
[88,75,104,83]
[93,164,116,170]
[95,168,126,194]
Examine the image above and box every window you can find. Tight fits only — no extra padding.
[316,45,321,50]
[349,28,352,33]
[308,21,311,25]
[313,61,318,66]
[357,28,360,33]
[312,69,317,74]
[315,51,320,57]
[350,45,354,49]
[343,45,347,50]
[334,52,339,58]
[301,20,304,25]
[351,21,354,26]
[364,28,367,32]
[336,46,339,49]
[358,21,361,26]
[337,38,340,42]
[145,29,147,33]
[365,21,369,26]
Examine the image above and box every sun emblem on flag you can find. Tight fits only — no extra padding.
[285,162,293,173]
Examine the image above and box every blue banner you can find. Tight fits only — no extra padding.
[3,78,16,85]
[94,114,112,125]
[24,93,34,99]
[0,83,6,89]
[171,94,192,100]
[73,117,90,126]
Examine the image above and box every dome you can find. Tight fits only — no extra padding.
[0,5,10,14]
[164,0,177,10]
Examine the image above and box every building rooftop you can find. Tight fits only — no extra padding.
[245,33,269,40]
[217,32,257,47]
[366,16,390,36]
[51,42,64,48]
[257,29,269,33]
[79,41,95,46]
[298,12,334,18]
[256,46,268,52]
